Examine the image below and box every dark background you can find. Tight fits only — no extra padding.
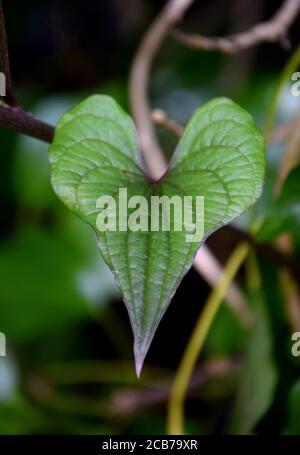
[0,0,300,435]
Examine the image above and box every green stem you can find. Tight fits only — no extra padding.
[265,44,300,136]
[167,242,250,435]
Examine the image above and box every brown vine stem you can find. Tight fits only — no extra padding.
[0,0,17,107]
[0,1,54,141]
[129,0,195,180]
[129,0,252,326]
[107,356,238,417]
[151,108,184,138]
[0,103,54,142]
[172,0,300,54]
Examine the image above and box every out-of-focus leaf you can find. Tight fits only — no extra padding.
[231,259,277,434]
[0,222,117,340]
[50,95,265,373]
[0,397,44,435]
[59,213,119,307]
[284,380,300,434]
[205,304,246,356]
[257,165,300,242]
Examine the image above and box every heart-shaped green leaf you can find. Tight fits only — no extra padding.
[49,95,265,375]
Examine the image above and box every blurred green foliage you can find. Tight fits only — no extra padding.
[1,0,300,436]
[258,165,300,242]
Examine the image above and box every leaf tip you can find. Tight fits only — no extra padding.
[134,354,145,379]
[134,348,147,378]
